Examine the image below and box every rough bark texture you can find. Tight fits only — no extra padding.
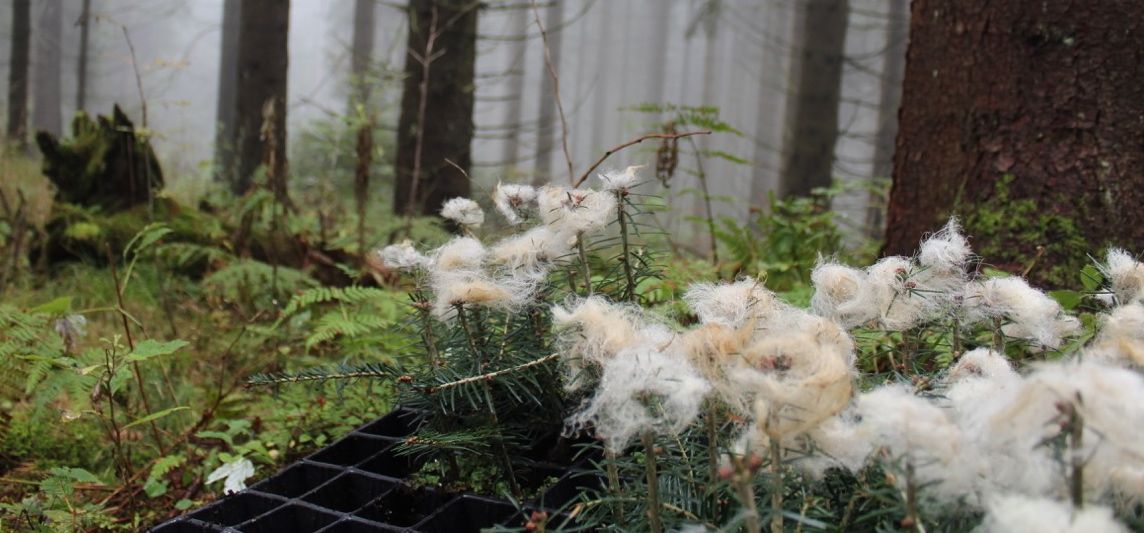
[32,0,62,137]
[214,0,241,183]
[779,0,849,198]
[75,0,91,112]
[884,0,1144,286]
[393,0,478,216]
[7,0,31,145]
[865,0,908,237]
[233,0,289,196]
[349,0,376,111]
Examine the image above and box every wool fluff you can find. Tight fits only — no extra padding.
[1090,302,1144,367]
[918,218,972,275]
[429,270,536,320]
[536,186,617,235]
[684,278,778,330]
[432,237,486,273]
[492,182,537,225]
[378,241,429,270]
[567,344,710,452]
[810,261,878,328]
[597,165,642,192]
[976,494,1128,533]
[489,226,572,276]
[1104,248,1144,305]
[552,296,672,391]
[865,256,930,330]
[439,197,484,228]
[962,277,1080,349]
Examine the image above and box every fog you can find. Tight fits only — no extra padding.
[0,0,906,241]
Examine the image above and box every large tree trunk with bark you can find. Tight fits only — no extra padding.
[779,0,849,198]
[75,0,92,113]
[32,0,62,137]
[233,0,289,198]
[349,0,376,112]
[7,0,31,146]
[883,0,1144,286]
[393,0,478,216]
[214,0,241,183]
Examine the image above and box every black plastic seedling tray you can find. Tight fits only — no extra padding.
[150,407,602,532]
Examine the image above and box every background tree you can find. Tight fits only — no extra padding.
[779,0,850,199]
[75,0,92,113]
[232,0,290,198]
[32,0,62,137]
[349,0,376,112]
[214,0,240,183]
[393,0,479,217]
[6,0,31,146]
[883,0,1144,285]
[532,0,564,184]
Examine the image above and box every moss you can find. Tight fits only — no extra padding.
[960,175,1089,287]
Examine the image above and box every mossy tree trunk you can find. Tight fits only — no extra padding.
[884,0,1144,286]
[233,0,289,198]
[393,0,478,216]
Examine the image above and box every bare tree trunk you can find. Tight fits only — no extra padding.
[233,0,290,196]
[349,0,376,111]
[884,0,1144,286]
[750,2,794,209]
[532,0,564,185]
[393,0,478,216]
[779,0,849,198]
[7,0,31,146]
[499,5,529,171]
[32,0,62,137]
[214,0,241,183]
[75,0,91,113]
[865,0,907,238]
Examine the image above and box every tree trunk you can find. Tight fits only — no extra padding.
[865,0,907,238]
[883,0,1144,286]
[75,0,91,113]
[7,0,31,145]
[32,0,62,137]
[233,0,289,197]
[214,0,241,183]
[349,0,376,112]
[778,0,849,198]
[393,0,478,216]
[532,0,564,184]
[499,5,529,172]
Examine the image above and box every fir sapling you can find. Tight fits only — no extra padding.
[440,197,485,230]
[492,182,537,226]
[961,276,1081,350]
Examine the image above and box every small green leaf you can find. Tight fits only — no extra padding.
[143,478,169,498]
[1049,290,1082,311]
[31,297,73,315]
[125,339,189,362]
[49,467,101,484]
[175,499,193,511]
[124,406,190,429]
[1080,264,1103,292]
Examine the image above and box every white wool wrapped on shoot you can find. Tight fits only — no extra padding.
[429,270,537,320]
[810,262,878,327]
[684,278,777,330]
[492,182,537,225]
[962,277,1080,349]
[489,226,573,277]
[1090,302,1144,367]
[439,197,484,228]
[567,344,710,452]
[917,218,973,275]
[432,236,486,273]
[986,359,1144,501]
[536,185,617,235]
[597,165,642,193]
[378,241,429,271]
[1103,248,1144,305]
[551,296,671,391]
[865,256,929,330]
[978,494,1129,533]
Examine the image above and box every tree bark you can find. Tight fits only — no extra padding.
[75,0,91,113]
[393,0,478,216]
[865,0,907,238]
[32,0,63,137]
[214,0,241,183]
[233,0,290,196]
[7,0,31,146]
[499,5,529,171]
[349,0,376,112]
[532,0,563,184]
[779,0,849,199]
[884,0,1144,286]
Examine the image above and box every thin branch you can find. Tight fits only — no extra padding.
[121,26,147,128]
[532,0,574,184]
[573,130,712,188]
[427,353,559,393]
